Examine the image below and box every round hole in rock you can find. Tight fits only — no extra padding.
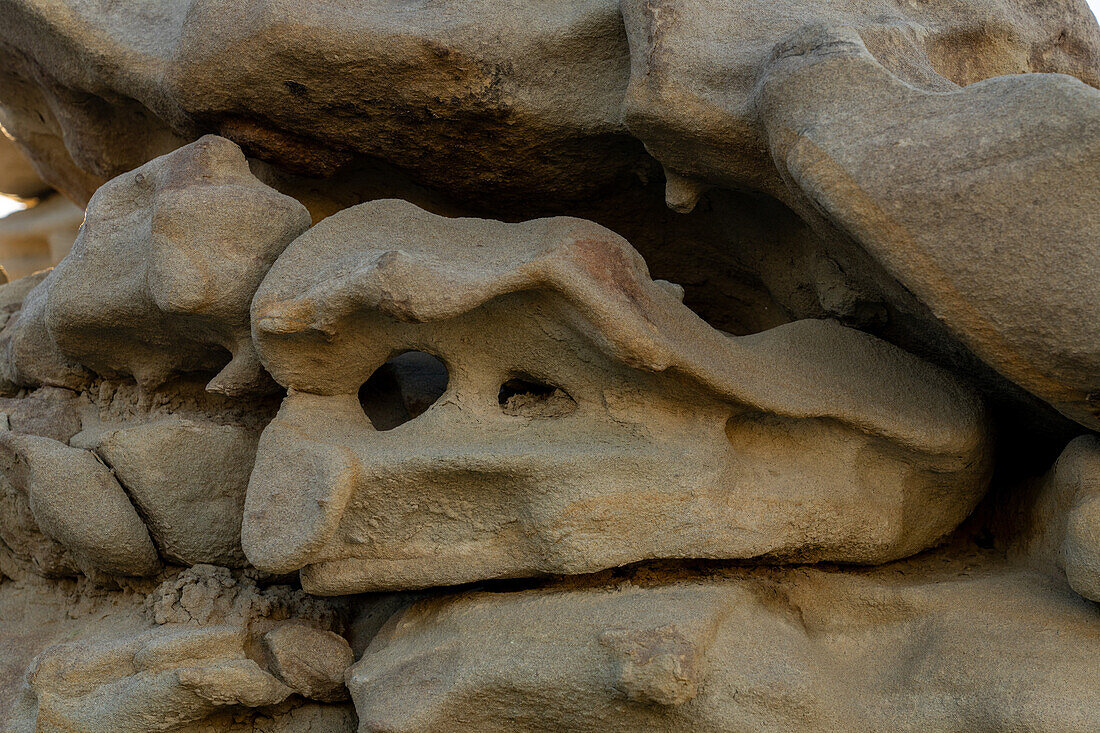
[498,376,576,418]
[359,351,449,430]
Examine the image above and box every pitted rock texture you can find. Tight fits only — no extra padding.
[243,198,991,593]
[0,575,155,723]
[10,626,295,731]
[0,0,641,208]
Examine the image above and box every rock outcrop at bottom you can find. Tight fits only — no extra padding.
[349,556,1100,732]
[5,565,361,732]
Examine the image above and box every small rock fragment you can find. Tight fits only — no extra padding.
[348,563,1100,731]
[262,623,355,702]
[0,386,82,442]
[662,168,709,214]
[602,625,702,706]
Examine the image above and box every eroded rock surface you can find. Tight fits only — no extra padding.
[754,25,1100,431]
[0,431,159,577]
[10,626,295,731]
[0,0,1096,207]
[2,0,1096,438]
[261,623,355,703]
[0,1,1096,730]
[620,0,1100,199]
[7,566,359,732]
[243,198,991,593]
[1000,435,1100,602]
[349,557,1100,732]
[0,0,641,209]
[2,134,310,396]
[95,419,260,568]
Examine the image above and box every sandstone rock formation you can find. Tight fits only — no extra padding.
[349,556,1100,732]
[7,566,359,732]
[261,623,355,704]
[0,0,1098,438]
[0,431,160,578]
[95,419,260,568]
[1001,435,1100,602]
[754,24,1100,431]
[1,0,1096,207]
[0,1,1096,731]
[243,198,991,593]
[2,135,310,396]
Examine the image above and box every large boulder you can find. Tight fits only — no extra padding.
[349,558,1100,731]
[0,0,1096,436]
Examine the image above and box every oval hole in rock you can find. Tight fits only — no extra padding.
[498,376,576,418]
[359,352,449,430]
